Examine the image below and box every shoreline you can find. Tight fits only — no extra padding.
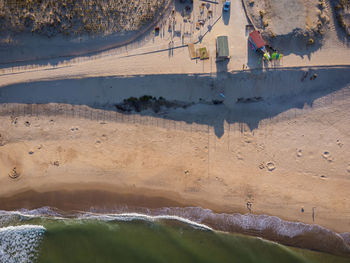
[1,192,350,257]
[2,212,349,263]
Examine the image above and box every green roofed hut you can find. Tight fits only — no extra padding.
[216,36,230,60]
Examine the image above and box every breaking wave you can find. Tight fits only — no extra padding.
[1,206,349,256]
[0,225,46,263]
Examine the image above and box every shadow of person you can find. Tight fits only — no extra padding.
[213,117,225,137]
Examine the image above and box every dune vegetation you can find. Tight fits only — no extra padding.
[0,0,167,36]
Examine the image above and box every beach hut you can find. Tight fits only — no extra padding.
[248,30,266,53]
[248,30,272,60]
[216,36,229,59]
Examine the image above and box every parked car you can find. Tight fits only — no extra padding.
[223,0,230,12]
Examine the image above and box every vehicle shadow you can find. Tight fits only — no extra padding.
[216,58,229,72]
[222,6,230,25]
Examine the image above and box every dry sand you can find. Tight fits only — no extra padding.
[244,0,325,35]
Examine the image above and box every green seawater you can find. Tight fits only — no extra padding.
[32,219,350,263]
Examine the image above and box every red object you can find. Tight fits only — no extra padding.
[249,30,266,49]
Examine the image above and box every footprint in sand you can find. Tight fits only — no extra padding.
[266,162,275,171]
[336,140,343,148]
[322,151,333,163]
[100,134,108,142]
[246,201,253,212]
[8,167,20,179]
[236,152,244,161]
[322,151,330,159]
[297,149,303,157]
[10,116,18,124]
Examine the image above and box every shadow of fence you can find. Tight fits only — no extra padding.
[1,82,350,137]
[1,66,350,137]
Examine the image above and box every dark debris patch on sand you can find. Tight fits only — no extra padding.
[115,95,192,114]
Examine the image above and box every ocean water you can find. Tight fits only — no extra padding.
[0,207,349,263]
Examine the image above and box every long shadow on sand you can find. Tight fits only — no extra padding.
[0,66,350,138]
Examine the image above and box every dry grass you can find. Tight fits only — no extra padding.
[333,0,350,36]
[336,14,346,29]
[318,0,325,9]
[0,0,167,37]
[338,0,348,9]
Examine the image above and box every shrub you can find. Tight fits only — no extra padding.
[318,1,325,9]
[139,95,153,102]
[336,14,346,29]
[124,97,138,103]
[339,0,347,8]
[307,38,314,45]
[263,19,269,27]
[259,10,265,18]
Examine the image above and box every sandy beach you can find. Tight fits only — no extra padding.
[0,0,350,259]
[1,66,350,233]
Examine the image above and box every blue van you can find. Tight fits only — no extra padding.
[223,0,230,12]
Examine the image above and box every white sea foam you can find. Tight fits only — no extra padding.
[1,207,350,255]
[0,208,64,227]
[78,212,213,231]
[0,225,46,263]
[153,206,333,238]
